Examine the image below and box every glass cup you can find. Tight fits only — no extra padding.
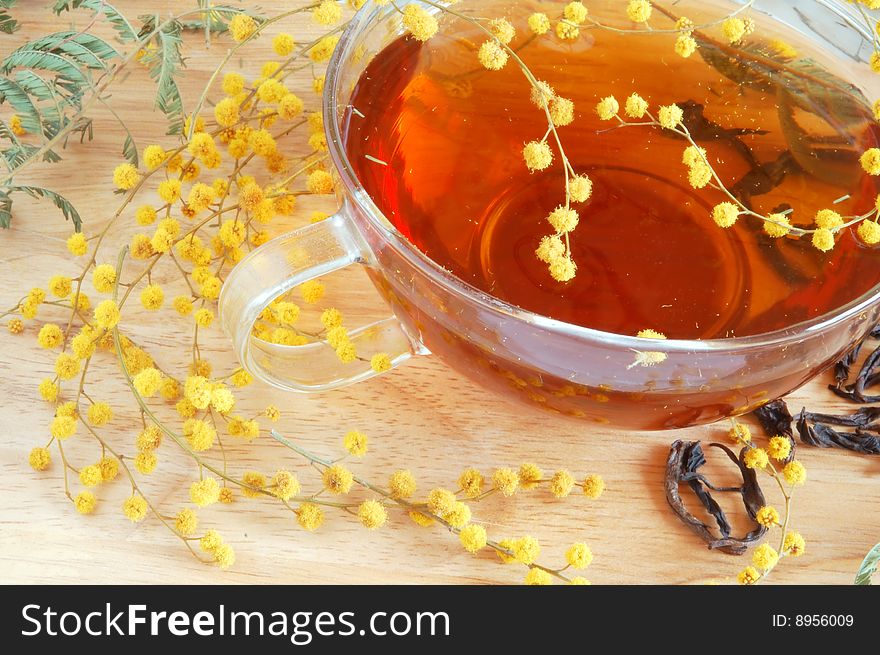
[219,0,880,430]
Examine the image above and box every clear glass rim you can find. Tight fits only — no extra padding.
[323,0,880,353]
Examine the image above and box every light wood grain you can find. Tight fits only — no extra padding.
[1,1,878,586]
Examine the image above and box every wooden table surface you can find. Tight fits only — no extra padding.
[1,1,878,586]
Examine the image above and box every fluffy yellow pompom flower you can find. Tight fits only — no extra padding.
[93,299,120,329]
[737,566,760,585]
[48,275,71,298]
[459,524,487,553]
[403,5,439,41]
[343,430,369,456]
[783,531,806,556]
[29,446,51,471]
[595,95,619,120]
[512,536,541,565]
[9,113,25,135]
[322,463,354,494]
[174,508,198,536]
[173,295,193,316]
[555,21,579,40]
[548,255,577,282]
[711,202,739,228]
[389,469,416,499]
[38,378,59,402]
[270,470,300,501]
[157,179,182,203]
[536,235,565,264]
[625,93,648,118]
[190,477,221,506]
[528,12,550,35]
[518,462,544,488]
[37,323,63,349]
[306,169,334,194]
[523,140,553,171]
[139,284,164,310]
[524,568,552,585]
[113,163,140,190]
[658,103,684,129]
[861,148,880,175]
[458,468,484,498]
[815,208,844,230]
[492,467,519,496]
[549,96,575,127]
[122,495,148,522]
[767,436,792,461]
[478,39,508,70]
[229,14,256,42]
[222,72,245,96]
[443,501,472,528]
[582,473,605,498]
[313,0,342,25]
[763,213,791,238]
[755,505,780,528]
[489,18,515,44]
[143,144,166,170]
[675,33,697,58]
[568,174,593,203]
[273,32,295,56]
[55,352,80,380]
[564,1,588,23]
[550,469,575,498]
[99,456,118,481]
[278,93,304,120]
[8,317,23,335]
[50,415,77,439]
[688,162,712,189]
[427,487,456,514]
[297,502,325,531]
[744,447,769,470]
[214,97,239,128]
[547,206,579,233]
[752,543,779,571]
[812,228,835,252]
[241,471,265,498]
[722,17,747,43]
[92,263,117,294]
[858,219,880,245]
[368,352,391,373]
[87,402,113,426]
[75,491,96,515]
[783,460,807,485]
[565,542,593,569]
[66,232,88,256]
[194,308,214,327]
[358,500,387,529]
[626,0,652,23]
[132,367,162,397]
[309,35,339,63]
[79,464,102,488]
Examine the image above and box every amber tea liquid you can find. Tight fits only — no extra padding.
[345,0,880,340]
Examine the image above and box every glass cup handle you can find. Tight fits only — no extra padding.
[219,210,418,392]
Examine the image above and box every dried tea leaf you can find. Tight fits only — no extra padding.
[665,440,767,556]
[796,410,880,455]
[752,399,796,464]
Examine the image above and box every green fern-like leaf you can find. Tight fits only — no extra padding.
[0,77,43,134]
[0,189,12,229]
[2,31,119,74]
[0,0,18,35]
[140,21,185,135]
[13,184,82,229]
[53,0,137,42]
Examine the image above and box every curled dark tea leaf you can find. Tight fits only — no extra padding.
[752,399,796,464]
[796,410,880,455]
[665,440,767,556]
